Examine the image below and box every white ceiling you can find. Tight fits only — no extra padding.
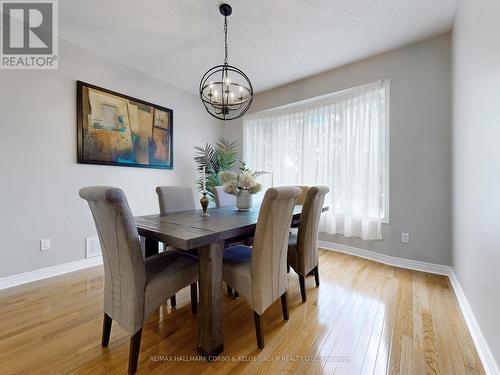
[60,0,457,93]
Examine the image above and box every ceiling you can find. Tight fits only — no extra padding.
[60,0,457,94]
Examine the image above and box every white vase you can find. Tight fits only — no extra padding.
[236,189,253,211]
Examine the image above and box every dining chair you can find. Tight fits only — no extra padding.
[213,185,236,208]
[212,185,250,298]
[295,186,309,205]
[156,186,196,214]
[155,186,198,307]
[287,186,329,302]
[222,186,302,349]
[291,186,309,230]
[79,186,199,374]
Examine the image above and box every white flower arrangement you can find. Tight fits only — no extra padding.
[220,168,264,196]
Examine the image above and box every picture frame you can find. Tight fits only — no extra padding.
[77,81,173,169]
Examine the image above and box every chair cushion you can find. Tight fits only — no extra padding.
[223,245,252,262]
[222,245,253,305]
[144,250,198,318]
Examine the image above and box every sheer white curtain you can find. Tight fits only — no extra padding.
[243,80,389,240]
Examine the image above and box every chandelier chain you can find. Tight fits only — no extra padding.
[224,15,228,65]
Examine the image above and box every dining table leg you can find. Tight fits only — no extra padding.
[197,241,224,359]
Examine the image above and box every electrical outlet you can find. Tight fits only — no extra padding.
[401,233,410,243]
[40,239,51,251]
[85,237,101,258]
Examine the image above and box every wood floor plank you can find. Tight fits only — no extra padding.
[411,271,431,375]
[236,250,349,375]
[387,268,414,375]
[360,276,396,375]
[427,273,474,375]
[323,262,386,374]
[344,266,392,375]
[440,277,484,374]
[251,252,364,375]
[0,250,485,375]
[297,260,380,375]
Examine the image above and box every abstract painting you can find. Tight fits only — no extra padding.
[77,81,173,169]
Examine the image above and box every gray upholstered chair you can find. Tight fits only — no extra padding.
[156,186,196,214]
[287,186,329,302]
[213,185,248,298]
[295,186,309,205]
[79,187,198,374]
[213,185,236,208]
[155,186,198,307]
[291,186,309,230]
[222,186,302,349]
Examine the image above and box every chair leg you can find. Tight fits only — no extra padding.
[287,263,290,273]
[253,312,264,349]
[281,292,289,321]
[170,295,176,308]
[226,284,233,297]
[128,329,142,374]
[299,275,307,302]
[314,266,320,287]
[190,283,198,314]
[101,313,112,347]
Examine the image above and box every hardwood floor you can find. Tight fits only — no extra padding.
[0,250,484,375]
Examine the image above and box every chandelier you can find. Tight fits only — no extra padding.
[199,4,253,121]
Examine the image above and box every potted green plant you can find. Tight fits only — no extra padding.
[193,138,239,200]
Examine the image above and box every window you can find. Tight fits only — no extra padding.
[243,80,390,240]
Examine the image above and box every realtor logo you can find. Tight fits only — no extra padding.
[1,0,58,69]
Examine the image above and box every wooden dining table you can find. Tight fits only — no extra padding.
[134,204,324,358]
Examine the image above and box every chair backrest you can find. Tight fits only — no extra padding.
[251,186,302,315]
[213,185,236,208]
[295,186,309,205]
[296,186,330,275]
[79,186,145,334]
[156,186,196,214]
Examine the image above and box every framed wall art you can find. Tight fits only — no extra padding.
[77,81,173,169]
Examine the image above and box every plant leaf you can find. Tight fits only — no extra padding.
[216,137,239,172]
[194,138,240,200]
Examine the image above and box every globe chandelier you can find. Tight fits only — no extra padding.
[199,4,253,121]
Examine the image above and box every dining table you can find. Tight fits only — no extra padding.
[134,204,327,358]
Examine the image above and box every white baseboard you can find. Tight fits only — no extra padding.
[318,240,499,375]
[448,269,500,375]
[0,256,103,290]
[317,240,452,275]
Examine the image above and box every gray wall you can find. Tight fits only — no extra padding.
[0,39,220,278]
[224,33,452,265]
[452,0,500,365]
